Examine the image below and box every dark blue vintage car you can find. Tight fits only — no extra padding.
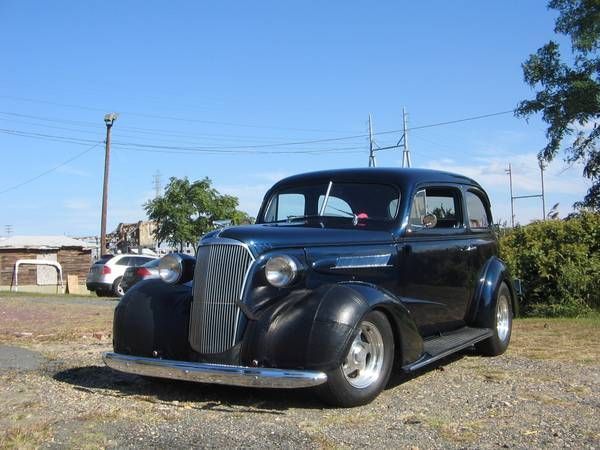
[104,168,517,407]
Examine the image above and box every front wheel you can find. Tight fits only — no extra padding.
[317,310,394,407]
[476,282,513,356]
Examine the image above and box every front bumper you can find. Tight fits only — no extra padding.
[103,352,328,389]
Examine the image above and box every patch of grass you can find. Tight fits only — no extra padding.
[0,422,53,449]
[422,415,483,444]
[510,316,600,364]
[0,290,92,299]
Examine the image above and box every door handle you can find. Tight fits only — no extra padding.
[461,245,477,252]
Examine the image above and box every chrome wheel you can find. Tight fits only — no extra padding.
[342,321,385,389]
[496,294,510,343]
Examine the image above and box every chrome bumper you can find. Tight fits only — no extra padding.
[103,352,327,389]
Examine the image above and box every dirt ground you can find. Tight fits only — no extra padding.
[0,293,598,449]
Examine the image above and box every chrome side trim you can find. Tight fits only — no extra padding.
[334,254,392,269]
[103,352,327,389]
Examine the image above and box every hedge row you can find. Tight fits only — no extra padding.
[498,212,600,317]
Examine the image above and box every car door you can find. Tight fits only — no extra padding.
[399,185,473,335]
[463,188,497,313]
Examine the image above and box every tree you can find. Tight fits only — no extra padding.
[516,0,600,210]
[144,176,250,251]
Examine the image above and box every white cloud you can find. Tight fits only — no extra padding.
[424,152,588,196]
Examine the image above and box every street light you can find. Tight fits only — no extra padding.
[100,113,118,255]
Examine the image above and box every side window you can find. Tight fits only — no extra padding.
[466,191,490,229]
[318,195,353,217]
[409,187,463,230]
[265,193,305,221]
[409,189,427,227]
[115,257,130,266]
[388,198,399,218]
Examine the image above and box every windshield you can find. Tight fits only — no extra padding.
[261,182,400,228]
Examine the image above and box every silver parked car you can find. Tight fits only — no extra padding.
[86,254,157,297]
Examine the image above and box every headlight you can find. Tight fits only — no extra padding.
[159,254,184,284]
[265,255,299,288]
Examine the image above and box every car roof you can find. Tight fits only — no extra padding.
[268,167,484,192]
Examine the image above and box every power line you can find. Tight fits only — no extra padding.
[0,111,350,143]
[0,108,515,151]
[0,128,367,155]
[0,95,354,133]
[0,141,102,195]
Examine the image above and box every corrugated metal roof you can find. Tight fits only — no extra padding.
[0,235,96,250]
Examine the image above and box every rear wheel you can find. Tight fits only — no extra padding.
[476,282,513,356]
[317,310,394,407]
[112,277,125,297]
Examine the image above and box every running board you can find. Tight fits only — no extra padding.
[403,326,493,372]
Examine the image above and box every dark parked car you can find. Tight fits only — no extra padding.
[104,168,517,406]
[121,259,161,293]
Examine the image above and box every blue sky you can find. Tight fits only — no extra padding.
[0,1,590,236]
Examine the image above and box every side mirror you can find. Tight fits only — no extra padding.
[422,213,438,229]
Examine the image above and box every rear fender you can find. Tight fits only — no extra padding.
[468,256,518,327]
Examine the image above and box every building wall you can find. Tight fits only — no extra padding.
[0,248,92,287]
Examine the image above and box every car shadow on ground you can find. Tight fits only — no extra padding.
[53,350,476,411]
[52,365,324,413]
[387,349,473,388]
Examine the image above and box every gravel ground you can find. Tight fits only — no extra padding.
[0,294,598,449]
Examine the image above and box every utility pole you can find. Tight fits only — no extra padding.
[5,224,12,236]
[368,114,376,167]
[539,160,546,219]
[153,170,162,198]
[401,107,411,168]
[505,164,515,227]
[100,113,118,255]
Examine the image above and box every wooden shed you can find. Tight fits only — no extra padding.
[0,236,95,293]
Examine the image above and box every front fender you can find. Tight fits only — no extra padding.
[113,279,193,360]
[240,282,422,371]
[468,256,518,327]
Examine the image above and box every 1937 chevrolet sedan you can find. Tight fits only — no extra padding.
[104,168,517,407]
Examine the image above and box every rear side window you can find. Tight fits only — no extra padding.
[115,257,131,266]
[466,191,490,229]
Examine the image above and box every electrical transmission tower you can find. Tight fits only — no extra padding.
[366,108,412,168]
[152,171,162,198]
[505,161,547,227]
[5,225,12,236]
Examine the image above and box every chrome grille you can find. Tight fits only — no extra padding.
[189,242,254,354]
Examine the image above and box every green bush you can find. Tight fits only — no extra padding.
[499,212,600,317]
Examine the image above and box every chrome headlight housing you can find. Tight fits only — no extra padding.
[158,254,184,284]
[265,254,299,288]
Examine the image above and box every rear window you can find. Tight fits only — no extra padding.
[143,259,160,268]
[94,255,114,265]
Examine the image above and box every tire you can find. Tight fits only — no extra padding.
[317,310,394,407]
[95,290,107,297]
[476,282,513,356]
[112,277,125,297]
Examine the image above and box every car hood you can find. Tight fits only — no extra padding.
[212,223,394,254]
